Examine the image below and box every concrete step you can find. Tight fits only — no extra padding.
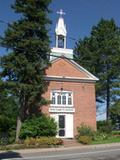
[63,139,82,147]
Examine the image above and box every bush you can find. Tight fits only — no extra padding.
[77,124,95,140]
[0,129,16,145]
[20,115,57,139]
[97,120,112,134]
[94,132,109,141]
[78,136,92,144]
[24,137,63,146]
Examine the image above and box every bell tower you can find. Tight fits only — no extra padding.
[50,9,73,60]
[55,9,67,48]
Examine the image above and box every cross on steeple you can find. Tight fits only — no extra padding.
[57,9,65,17]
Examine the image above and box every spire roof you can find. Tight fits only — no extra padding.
[55,9,67,37]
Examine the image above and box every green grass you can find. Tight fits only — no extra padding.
[112,130,120,135]
[92,136,120,144]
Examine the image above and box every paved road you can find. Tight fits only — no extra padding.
[1,145,120,160]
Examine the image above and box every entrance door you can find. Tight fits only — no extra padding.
[58,115,65,137]
[50,114,73,138]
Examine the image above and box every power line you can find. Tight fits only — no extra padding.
[49,32,77,41]
[0,41,95,64]
[0,19,10,26]
[0,43,79,61]
[0,19,78,42]
[0,19,93,63]
[0,18,79,61]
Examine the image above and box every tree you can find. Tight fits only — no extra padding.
[0,77,17,143]
[109,101,120,129]
[74,19,120,120]
[0,0,52,141]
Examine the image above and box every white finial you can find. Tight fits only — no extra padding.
[57,9,65,17]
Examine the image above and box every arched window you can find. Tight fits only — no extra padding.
[57,94,61,104]
[58,35,64,48]
[51,91,73,106]
[62,94,66,104]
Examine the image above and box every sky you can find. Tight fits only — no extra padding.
[1,0,120,120]
[1,0,120,52]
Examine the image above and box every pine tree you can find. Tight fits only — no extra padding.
[109,101,120,129]
[0,0,52,141]
[74,19,120,120]
[0,76,17,141]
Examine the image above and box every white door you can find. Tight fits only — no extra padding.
[51,114,73,138]
[65,114,73,138]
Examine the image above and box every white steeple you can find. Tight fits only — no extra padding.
[50,9,73,61]
[55,9,67,48]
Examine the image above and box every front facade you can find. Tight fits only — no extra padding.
[42,10,98,138]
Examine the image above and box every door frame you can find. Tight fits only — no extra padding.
[50,113,74,138]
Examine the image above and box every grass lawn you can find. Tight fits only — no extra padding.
[92,136,120,144]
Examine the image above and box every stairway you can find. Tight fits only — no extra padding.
[63,139,82,147]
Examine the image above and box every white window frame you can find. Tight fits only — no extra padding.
[50,90,73,107]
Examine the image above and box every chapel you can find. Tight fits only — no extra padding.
[42,9,98,138]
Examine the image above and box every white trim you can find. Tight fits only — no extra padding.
[46,75,95,80]
[49,107,75,113]
[45,75,97,83]
[70,59,99,81]
[50,114,74,138]
[50,57,99,81]
[50,90,73,107]
[51,47,73,55]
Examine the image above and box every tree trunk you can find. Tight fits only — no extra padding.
[15,94,25,142]
[106,68,110,120]
[15,115,22,142]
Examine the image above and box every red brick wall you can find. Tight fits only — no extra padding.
[42,80,96,137]
[45,58,89,78]
[42,58,97,137]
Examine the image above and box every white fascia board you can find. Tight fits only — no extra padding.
[49,58,99,81]
[51,47,73,55]
[69,60,99,81]
[44,75,98,83]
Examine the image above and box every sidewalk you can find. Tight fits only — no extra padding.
[0,142,120,154]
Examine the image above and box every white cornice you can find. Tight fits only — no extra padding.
[49,58,99,81]
[51,47,73,55]
[44,75,98,83]
[69,59,99,81]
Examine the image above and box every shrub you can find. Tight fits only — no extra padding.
[24,137,63,146]
[77,124,95,140]
[24,137,36,146]
[78,136,92,144]
[97,120,112,134]
[94,132,109,141]
[20,115,57,139]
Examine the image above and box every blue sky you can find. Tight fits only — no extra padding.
[50,0,120,49]
[1,0,120,53]
[1,0,120,120]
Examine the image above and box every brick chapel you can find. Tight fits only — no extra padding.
[42,10,98,138]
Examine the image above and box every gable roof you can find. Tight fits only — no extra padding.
[45,57,99,83]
